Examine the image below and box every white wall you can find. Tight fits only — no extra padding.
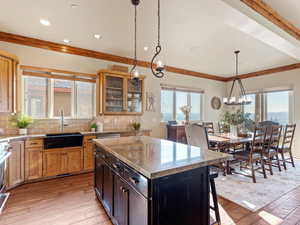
[227,69,300,158]
[0,41,226,138]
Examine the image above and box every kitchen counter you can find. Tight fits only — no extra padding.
[0,129,151,142]
[94,136,231,179]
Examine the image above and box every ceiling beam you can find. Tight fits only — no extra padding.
[0,31,227,82]
[240,0,300,42]
[226,62,300,81]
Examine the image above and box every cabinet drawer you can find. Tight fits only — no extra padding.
[26,139,43,148]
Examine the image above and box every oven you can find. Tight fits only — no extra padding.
[0,141,11,214]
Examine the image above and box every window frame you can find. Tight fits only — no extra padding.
[22,76,96,119]
[243,88,294,125]
[161,87,204,122]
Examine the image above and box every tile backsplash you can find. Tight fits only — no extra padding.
[0,114,141,135]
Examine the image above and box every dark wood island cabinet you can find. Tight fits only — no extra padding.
[94,136,230,225]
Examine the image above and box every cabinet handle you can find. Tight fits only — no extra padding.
[129,177,139,185]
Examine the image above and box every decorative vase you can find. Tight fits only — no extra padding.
[19,128,27,135]
[91,128,96,132]
[230,125,238,137]
[185,114,190,125]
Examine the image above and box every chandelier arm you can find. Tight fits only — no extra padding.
[238,79,247,97]
[151,45,164,78]
[228,79,236,100]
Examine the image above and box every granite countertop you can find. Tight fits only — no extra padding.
[94,136,232,179]
[0,129,151,142]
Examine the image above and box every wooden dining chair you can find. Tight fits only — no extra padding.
[278,124,296,170]
[234,126,267,183]
[263,125,282,175]
[204,122,214,135]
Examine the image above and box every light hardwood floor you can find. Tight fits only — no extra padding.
[1,173,300,225]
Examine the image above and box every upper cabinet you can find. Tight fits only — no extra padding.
[0,50,18,114]
[99,70,145,115]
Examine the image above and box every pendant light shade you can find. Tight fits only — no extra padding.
[130,0,140,83]
[151,0,165,78]
[223,51,251,106]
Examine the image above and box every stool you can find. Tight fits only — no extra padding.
[210,171,221,225]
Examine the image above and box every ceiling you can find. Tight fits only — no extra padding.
[0,0,298,77]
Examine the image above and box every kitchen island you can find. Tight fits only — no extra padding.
[94,136,231,225]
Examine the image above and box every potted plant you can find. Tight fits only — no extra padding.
[131,122,141,131]
[221,110,247,136]
[10,114,33,135]
[90,123,97,132]
[180,105,192,124]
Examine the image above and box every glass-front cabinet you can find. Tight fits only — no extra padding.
[100,70,144,115]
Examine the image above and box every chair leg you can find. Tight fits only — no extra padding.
[261,159,267,179]
[281,152,287,170]
[275,153,281,172]
[289,151,295,167]
[268,158,273,175]
[210,178,221,225]
[250,159,256,183]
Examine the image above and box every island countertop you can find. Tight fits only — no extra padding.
[94,136,232,179]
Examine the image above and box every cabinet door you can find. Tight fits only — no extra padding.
[102,164,114,216]
[103,75,125,113]
[84,137,96,171]
[43,150,62,177]
[66,148,83,173]
[114,176,148,225]
[7,141,25,188]
[0,56,14,113]
[25,148,43,180]
[127,79,143,114]
[95,152,104,198]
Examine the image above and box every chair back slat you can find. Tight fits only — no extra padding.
[267,125,282,152]
[252,126,267,153]
[281,124,296,150]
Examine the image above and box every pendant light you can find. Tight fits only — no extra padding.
[130,0,140,82]
[223,51,251,106]
[151,0,165,78]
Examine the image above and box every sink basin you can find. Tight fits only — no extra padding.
[44,133,83,149]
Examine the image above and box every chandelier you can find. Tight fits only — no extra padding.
[223,51,251,106]
[151,0,165,78]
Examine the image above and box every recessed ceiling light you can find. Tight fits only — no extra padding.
[70,3,79,8]
[40,19,51,26]
[144,46,149,51]
[94,34,102,40]
[63,39,70,43]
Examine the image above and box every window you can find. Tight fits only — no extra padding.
[265,91,290,125]
[23,76,96,119]
[161,87,203,122]
[243,89,293,125]
[23,76,48,118]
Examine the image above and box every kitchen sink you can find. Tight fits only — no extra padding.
[44,132,83,149]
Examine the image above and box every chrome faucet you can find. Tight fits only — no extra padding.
[60,109,65,133]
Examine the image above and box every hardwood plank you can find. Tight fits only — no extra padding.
[0,31,226,82]
[2,173,300,225]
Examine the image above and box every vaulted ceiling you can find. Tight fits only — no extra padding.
[0,0,299,77]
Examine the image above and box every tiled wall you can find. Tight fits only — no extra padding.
[0,114,141,135]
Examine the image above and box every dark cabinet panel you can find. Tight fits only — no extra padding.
[114,176,128,225]
[103,164,114,216]
[95,153,104,199]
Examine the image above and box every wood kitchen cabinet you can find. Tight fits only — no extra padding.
[25,139,43,181]
[43,147,83,177]
[7,141,25,189]
[0,50,18,114]
[98,70,145,115]
[83,135,96,171]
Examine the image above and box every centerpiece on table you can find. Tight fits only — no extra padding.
[180,105,192,124]
[10,114,33,135]
[221,110,248,137]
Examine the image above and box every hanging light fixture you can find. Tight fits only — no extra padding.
[151,0,165,78]
[130,0,140,82]
[223,50,251,106]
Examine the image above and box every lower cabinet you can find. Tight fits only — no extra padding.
[7,141,25,189]
[95,149,148,225]
[25,147,43,180]
[43,147,83,177]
